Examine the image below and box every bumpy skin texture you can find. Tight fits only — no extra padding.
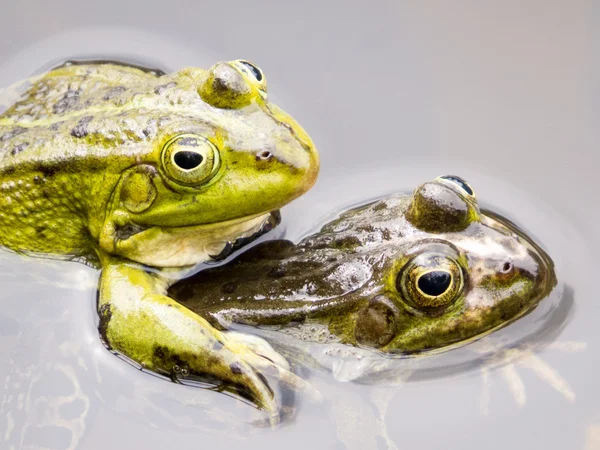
[0,60,319,416]
[170,176,556,354]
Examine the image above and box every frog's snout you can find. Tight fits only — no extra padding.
[480,230,557,310]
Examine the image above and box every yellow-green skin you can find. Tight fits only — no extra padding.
[0,60,319,416]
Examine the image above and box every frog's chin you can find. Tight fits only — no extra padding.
[111,211,280,268]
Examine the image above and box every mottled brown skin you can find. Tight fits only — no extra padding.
[170,176,557,354]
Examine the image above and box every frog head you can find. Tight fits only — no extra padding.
[357,175,557,352]
[97,60,319,267]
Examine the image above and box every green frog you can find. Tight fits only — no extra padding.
[170,175,556,357]
[0,59,319,416]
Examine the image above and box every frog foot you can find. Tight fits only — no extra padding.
[224,331,320,399]
[100,295,291,419]
[98,259,300,421]
[224,331,290,371]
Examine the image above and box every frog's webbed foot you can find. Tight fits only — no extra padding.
[98,258,303,420]
[224,331,319,396]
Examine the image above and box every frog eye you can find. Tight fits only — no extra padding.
[161,134,220,186]
[405,180,481,232]
[435,175,475,197]
[233,60,268,96]
[395,253,464,311]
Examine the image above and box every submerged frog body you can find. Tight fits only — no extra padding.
[0,60,319,415]
[170,176,556,354]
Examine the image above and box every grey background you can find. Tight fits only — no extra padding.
[0,1,598,449]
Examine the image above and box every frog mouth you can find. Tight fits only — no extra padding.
[207,210,281,261]
[111,210,281,267]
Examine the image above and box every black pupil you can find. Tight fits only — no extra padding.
[240,61,263,81]
[440,175,474,196]
[174,151,203,170]
[418,271,452,296]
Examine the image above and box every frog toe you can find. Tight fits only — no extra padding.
[225,331,321,402]
[225,330,289,369]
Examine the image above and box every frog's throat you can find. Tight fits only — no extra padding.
[107,211,276,268]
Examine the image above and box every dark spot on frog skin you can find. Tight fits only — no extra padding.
[103,85,127,100]
[372,202,387,212]
[53,88,82,114]
[35,162,60,177]
[177,136,199,147]
[70,115,94,138]
[154,345,168,359]
[141,119,157,138]
[2,166,15,176]
[97,303,113,347]
[355,296,398,347]
[268,267,286,278]
[152,345,188,380]
[221,282,237,294]
[154,82,177,95]
[1,126,26,141]
[10,142,29,156]
[50,121,65,131]
[229,363,243,374]
[331,235,361,250]
[115,223,146,241]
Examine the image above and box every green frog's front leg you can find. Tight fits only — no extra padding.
[97,255,290,417]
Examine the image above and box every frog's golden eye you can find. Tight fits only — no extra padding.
[161,134,220,186]
[436,175,475,197]
[396,253,464,311]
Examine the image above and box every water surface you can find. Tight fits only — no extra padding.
[0,4,598,449]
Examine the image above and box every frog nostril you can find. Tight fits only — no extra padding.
[256,150,272,161]
[501,261,513,273]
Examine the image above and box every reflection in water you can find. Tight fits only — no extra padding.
[477,287,583,413]
[0,258,96,450]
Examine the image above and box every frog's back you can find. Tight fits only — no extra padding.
[1,62,158,122]
[0,63,170,256]
[0,62,176,167]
